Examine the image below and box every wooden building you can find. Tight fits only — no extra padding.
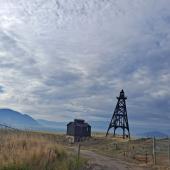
[67,119,91,141]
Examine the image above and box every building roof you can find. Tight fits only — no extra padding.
[67,119,91,127]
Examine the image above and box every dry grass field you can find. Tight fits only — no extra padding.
[0,129,86,170]
[0,130,169,170]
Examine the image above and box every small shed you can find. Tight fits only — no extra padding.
[67,119,91,139]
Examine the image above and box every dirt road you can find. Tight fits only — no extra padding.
[81,150,152,170]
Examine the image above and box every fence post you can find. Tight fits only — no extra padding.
[77,144,81,162]
[75,144,81,170]
[168,138,170,165]
[115,143,118,150]
[123,151,126,159]
[153,137,156,165]
[145,151,148,164]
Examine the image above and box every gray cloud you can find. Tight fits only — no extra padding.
[0,0,170,133]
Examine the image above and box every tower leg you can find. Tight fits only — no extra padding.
[128,129,130,139]
[106,126,110,137]
[113,128,116,137]
[123,127,125,139]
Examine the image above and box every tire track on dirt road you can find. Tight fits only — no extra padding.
[81,150,152,170]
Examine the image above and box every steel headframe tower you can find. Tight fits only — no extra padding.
[106,89,130,139]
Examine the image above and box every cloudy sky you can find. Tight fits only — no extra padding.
[0,0,170,133]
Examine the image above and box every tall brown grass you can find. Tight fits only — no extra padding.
[0,130,85,170]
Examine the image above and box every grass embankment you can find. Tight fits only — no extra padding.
[0,130,85,170]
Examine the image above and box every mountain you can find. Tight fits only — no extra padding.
[137,131,168,138]
[0,109,40,129]
[37,119,66,132]
[1,109,168,136]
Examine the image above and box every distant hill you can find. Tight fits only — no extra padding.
[0,108,67,131]
[0,109,40,129]
[0,109,107,132]
[37,119,66,132]
[138,131,168,138]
